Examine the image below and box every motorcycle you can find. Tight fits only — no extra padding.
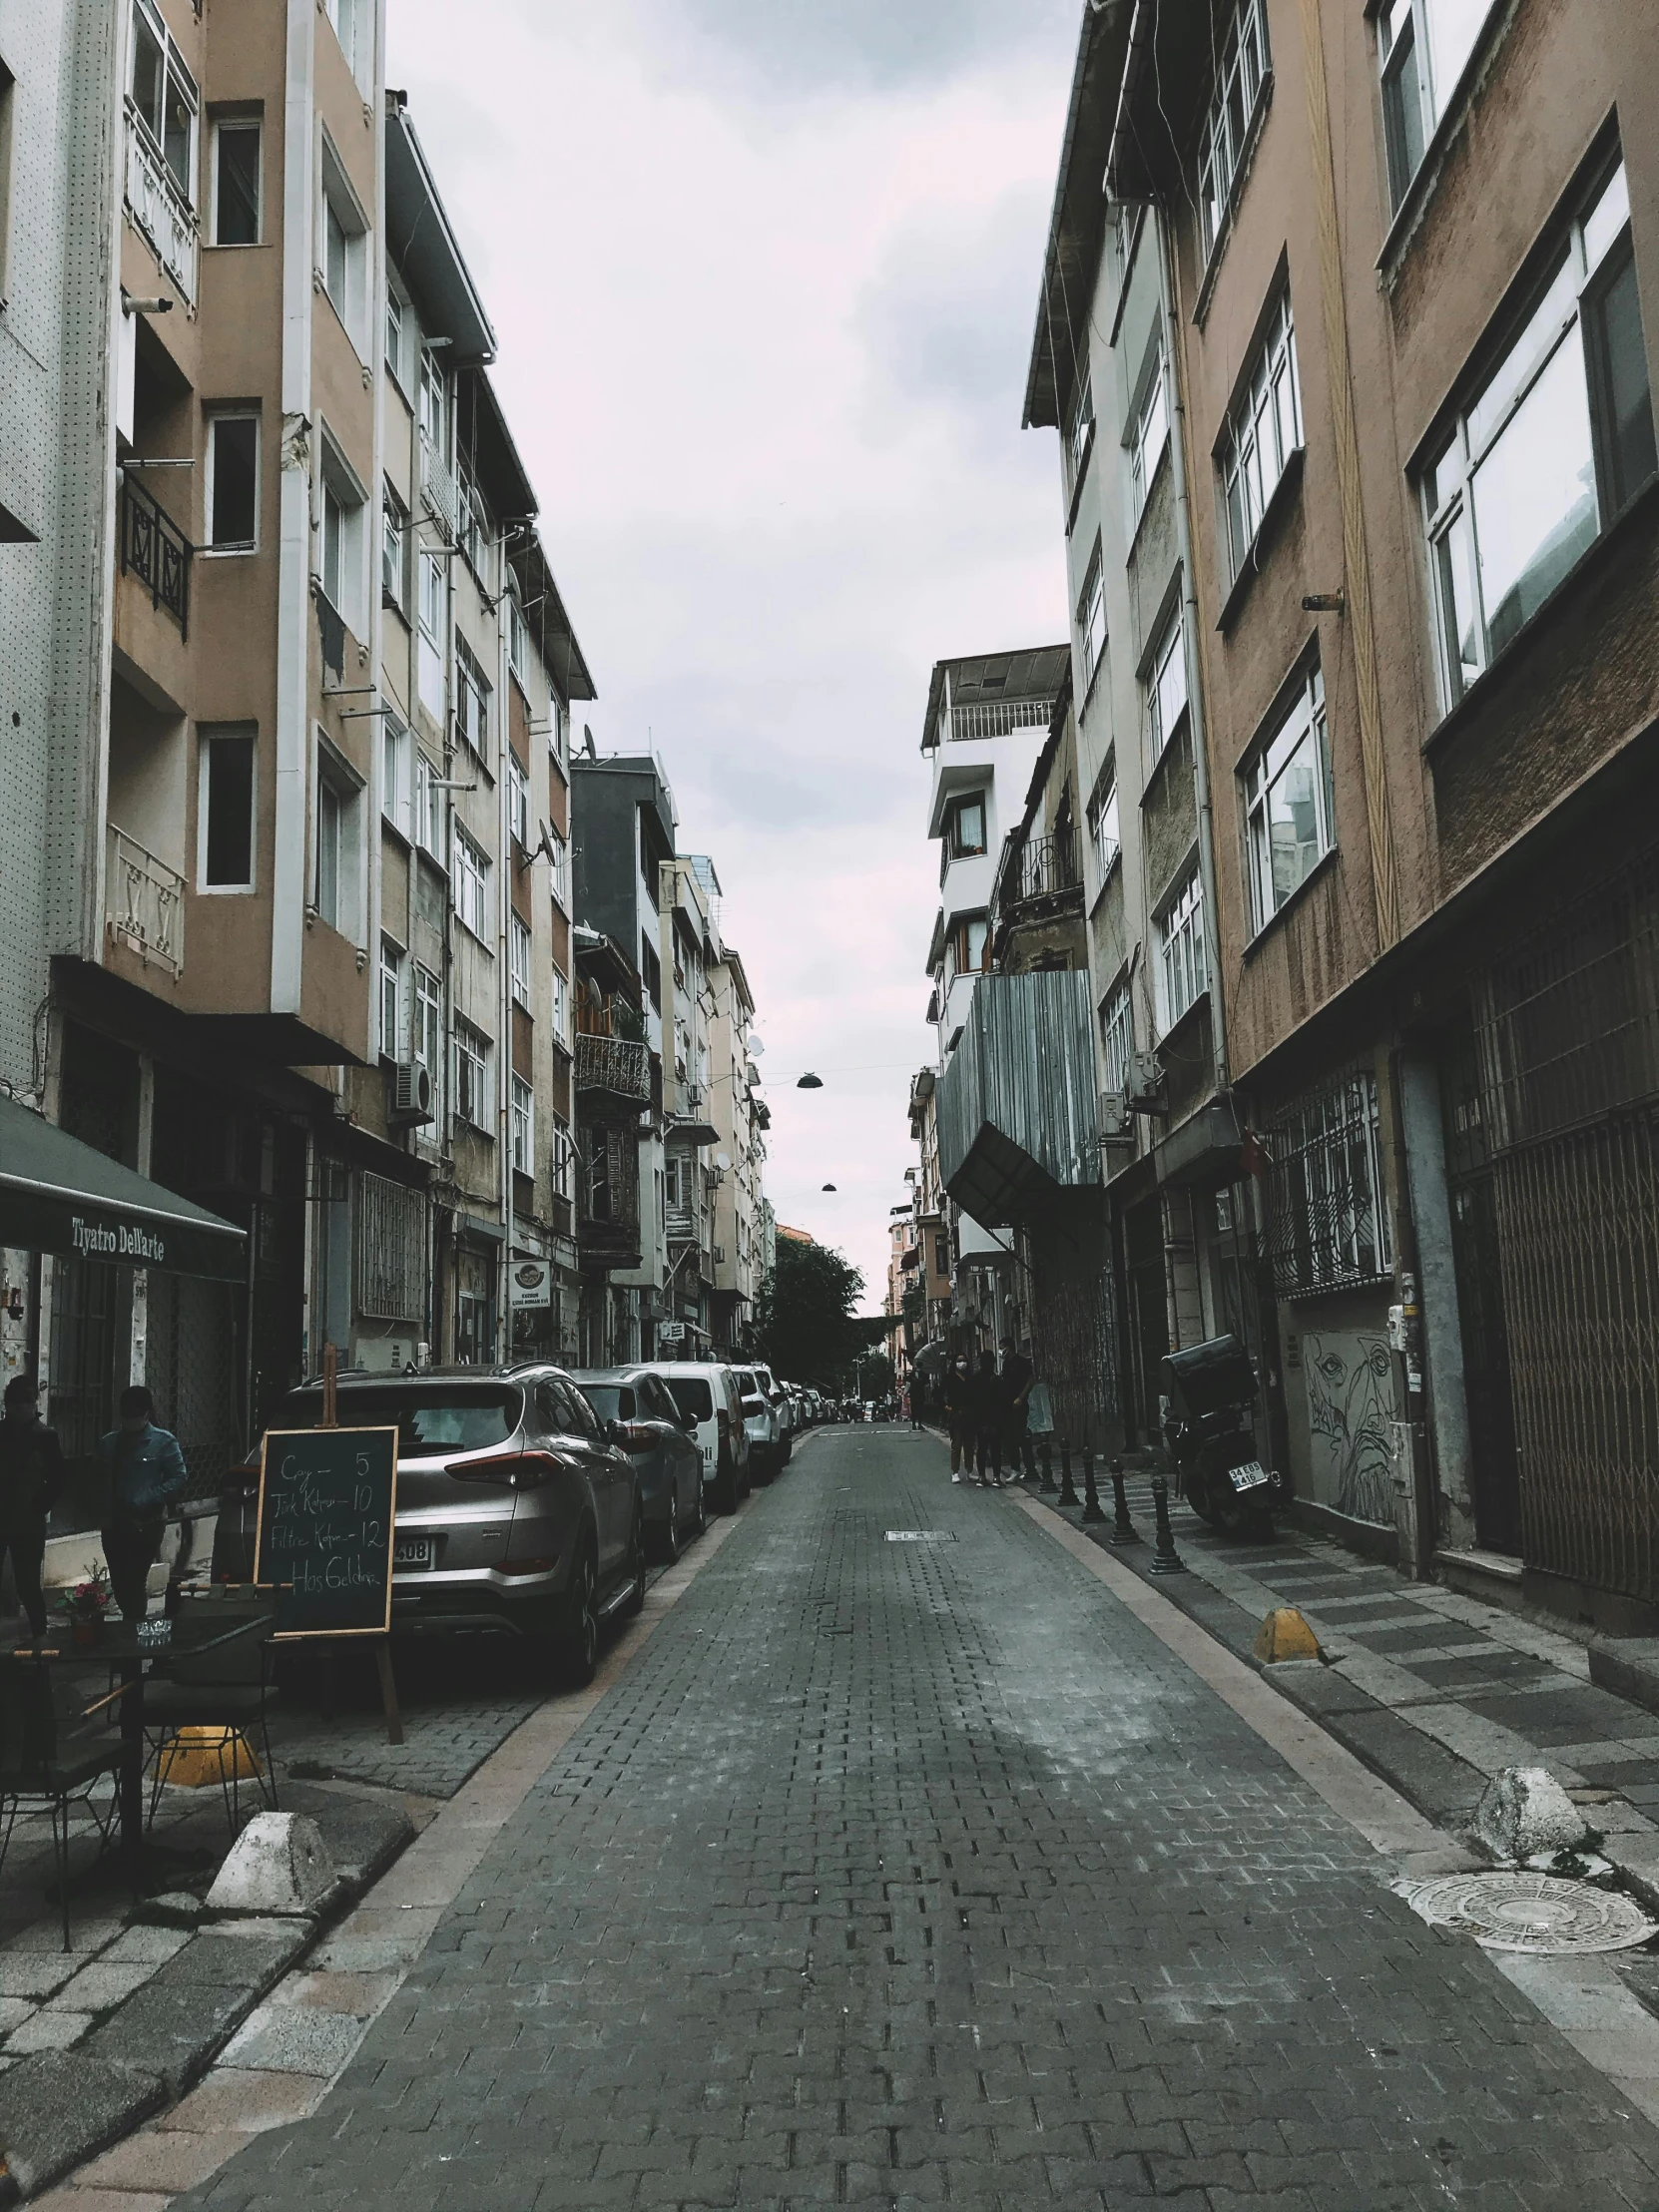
[1159,1334,1288,1536]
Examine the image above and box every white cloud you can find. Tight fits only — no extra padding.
[388,0,1075,1308]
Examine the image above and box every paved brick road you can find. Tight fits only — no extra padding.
[178,1428,1659,2210]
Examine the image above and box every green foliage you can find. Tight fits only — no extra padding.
[754,1238,890,1390]
[899,1284,925,1331]
[855,1351,896,1399]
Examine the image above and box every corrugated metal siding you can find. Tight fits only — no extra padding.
[937,972,1100,1204]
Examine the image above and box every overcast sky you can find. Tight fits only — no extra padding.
[388,0,1079,1313]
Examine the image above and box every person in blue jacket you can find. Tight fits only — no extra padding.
[98,1385,188,1626]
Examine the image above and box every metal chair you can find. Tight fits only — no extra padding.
[0,1653,123,1949]
[143,1596,278,1839]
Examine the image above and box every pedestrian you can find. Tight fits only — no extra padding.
[98,1385,189,1627]
[909,1381,923,1430]
[972,1351,1003,1486]
[943,1354,975,1482]
[0,1375,65,1641]
[998,1336,1036,1487]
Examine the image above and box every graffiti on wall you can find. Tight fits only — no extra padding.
[1303,1332,1393,1525]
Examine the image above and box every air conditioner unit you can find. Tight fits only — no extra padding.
[389,1060,435,1125]
[713,1244,726,1264]
[1098,1090,1131,1141]
[1125,1052,1166,1113]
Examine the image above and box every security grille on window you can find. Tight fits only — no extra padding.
[1422,154,1655,710]
[455,638,490,754]
[1076,541,1106,690]
[510,1075,534,1174]
[1219,291,1302,579]
[1197,0,1270,259]
[356,1172,427,1323]
[1100,981,1133,1097]
[1129,347,1170,518]
[1377,0,1497,212]
[1146,602,1188,763]
[510,913,531,1009]
[453,1020,491,1131]
[1243,661,1335,932]
[1158,867,1207,1028]
[1088,775,1120,882]
[453,827,490,939]
[1264,1066,1392,1297]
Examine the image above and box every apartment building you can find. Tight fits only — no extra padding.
[0,0,592,1534]
[705,935,767,1353]
[1031,0,1659,1625]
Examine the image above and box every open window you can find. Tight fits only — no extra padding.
[206,411,259,552]
[1241,658,1335,933]
[317,431,366,638]
[318,133,369,353]
[211,116,260,246]
[198,726,256,892]
[312,735,364,939]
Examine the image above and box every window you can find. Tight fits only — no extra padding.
[1100,981,1134,1097]
[130,0,198,206]
[312,744,362,935]
[212,119,260,245]
[453,827,491,940]
[318,442,365,634]
[507,594,529,680]
[946,793,986,859]
[382,718,410,840]
[385,284,407,391]
[381,483,406,611]
[418,349,446,452]
[510,1075,534,1175]
[1066,373,1094,496]
[510,913,532,1008]
[412,750,443,858]
[508,755,530,850]
[548,826,569,908]
[1219,290,1302,578]
[1146,602,1189,762]
[641,934,662,1009]
[1264,1067,1392,1297]
[199,727,255,890]
[456,456,487,578]
[453,1019,491,1131]
[1378,0,1498,212]
[206,413,258,551]
[318,140,367,349]
[417,550,445,720]
[1088,776,1120,882]
[1421,156,1655,708]
[552,1117,574,1201]
[950,915,989,978]
[379,937,404,1059]
[1243,661,1335,933]
[1130,349,1170,517]
[551,964,569,1044]
[1158,867,1207,1028]
[0,65,14,305]
[455,638,490,756]
[414,964,441,1076]
[322,0,368,87]
[1197,0,1270,259]
[1076,541,1106,691]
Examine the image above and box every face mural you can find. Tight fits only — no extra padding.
[1303,1332,1393,1525]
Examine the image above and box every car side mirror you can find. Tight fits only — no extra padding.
[682,1410,700,1431]
[603,1418,626,1449]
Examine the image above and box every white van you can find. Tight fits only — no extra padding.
[651,1362,751,1514]
[751,1364,792,1468]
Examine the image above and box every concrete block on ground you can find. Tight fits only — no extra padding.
[1475,1764,1587,1861]
[0,2049,165,2199]
[1253,1607,1323,1663]
[205,1813,334,1917]
[279,1783,417,1892]
[1589,1637,1659,1721]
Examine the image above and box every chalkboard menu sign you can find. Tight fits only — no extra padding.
[254,1426,399,1639]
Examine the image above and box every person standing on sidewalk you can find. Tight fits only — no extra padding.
[0,1376,65,1640]
[997,1337,1036,1486]
[972,1350,1003,1486]
[943,1354,975,1482]
[98,1385,188,1627]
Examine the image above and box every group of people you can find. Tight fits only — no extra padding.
[940,1339,1036,1488]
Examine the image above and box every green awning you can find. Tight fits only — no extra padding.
[0,1094,247,1283]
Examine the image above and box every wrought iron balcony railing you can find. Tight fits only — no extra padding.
[1011,830,1081,904]
[574,1032,652,1107]
[121,476,192,638]
[107,824,185,977]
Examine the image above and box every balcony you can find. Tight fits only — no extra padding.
[1009,830,1081,905]
[419,432,459,540]
[120,477,191,639]
[124,105,198,303]
[936,970,1100,1228]
[106,825,185,978]
[666,1081,719,1145]
[574,1032,652,1117]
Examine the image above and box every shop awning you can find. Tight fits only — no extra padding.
[0,1095,247,1283]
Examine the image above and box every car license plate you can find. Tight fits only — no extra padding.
[392,1535,435,1571]
[1228,1461,1271,1493]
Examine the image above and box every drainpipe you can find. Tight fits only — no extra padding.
[496,519,513,1367]
[1152,202,1230,1105]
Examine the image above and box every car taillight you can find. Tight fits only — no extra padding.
[448,1449,569,1489]
[617,1422,659,1452]
[716,1407,729,1438]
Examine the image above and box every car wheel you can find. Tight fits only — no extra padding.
[660,1485,682,1565]
[689,1471,707,1539]
[555,1538,599,1688]
[620,1500,646,1618]
[713,1456,738,1514]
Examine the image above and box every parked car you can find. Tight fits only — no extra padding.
[212,1365,645,1686]
[753,1364,793,1466]
[573,1368,705,1562]
[731,1366,781,1480]
[654,1361,751,1513]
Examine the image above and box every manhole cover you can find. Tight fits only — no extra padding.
[1399,1872,1659,1954]
[885,1530,956,1543]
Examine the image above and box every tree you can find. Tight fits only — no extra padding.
[754,1238,889,1390]
[855,1351,896,1401]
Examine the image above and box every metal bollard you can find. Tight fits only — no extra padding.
[1108,1457,1139,1546]
[1058,1438,1079,1509]
[1149,1474,1187,1574]
[1039,1437,1055,1491]
[1081,1447,1105,1523]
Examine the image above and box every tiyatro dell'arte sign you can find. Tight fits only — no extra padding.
[71,1214,167,1265]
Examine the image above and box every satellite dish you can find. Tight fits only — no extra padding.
[797,1073,824,1090]
[715,1152,732,1171]
[747,1035,766,1056]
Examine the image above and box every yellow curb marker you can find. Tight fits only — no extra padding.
[1252,1607,1323,1664]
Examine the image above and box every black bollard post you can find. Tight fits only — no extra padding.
[1039,1437,1055,1491]
[1149,1474,1187,1574]
[1108,1457,1139,1546]
[1058,1438,1079,1509]
[1081,1446,1105,1523]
